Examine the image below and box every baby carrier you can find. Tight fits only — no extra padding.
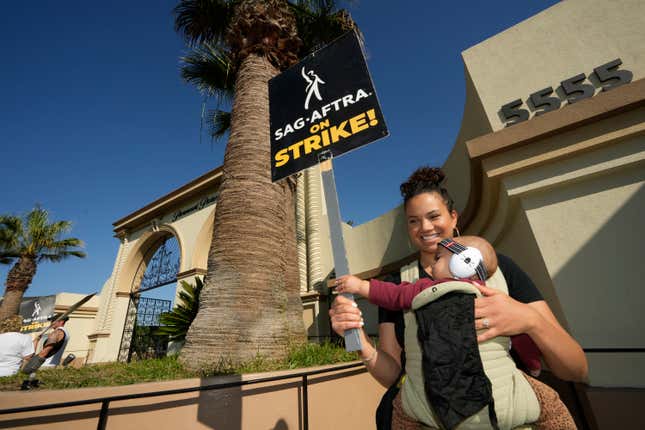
[399,262,540,430]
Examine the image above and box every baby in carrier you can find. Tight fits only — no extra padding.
[336,235,572,430]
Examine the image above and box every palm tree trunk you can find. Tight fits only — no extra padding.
[180,53,304,369]
[0,257,37,320]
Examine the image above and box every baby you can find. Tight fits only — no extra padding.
[337,235,498,312]
[337,236,540,374]
[336,236,567,430]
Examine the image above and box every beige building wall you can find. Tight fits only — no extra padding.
[0,363,385,430]
[475,107,645,385]
[451,0,645,391]
[445,0,645,216]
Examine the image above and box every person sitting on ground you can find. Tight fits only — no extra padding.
[0,315,35,377]
[336,235,565,429]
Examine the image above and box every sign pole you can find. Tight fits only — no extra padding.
[269,30,388,353]
[318,151,362,352]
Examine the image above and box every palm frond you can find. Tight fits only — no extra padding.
[47,220,73,237]
[153,277,203,342]
[0,215,22,255]
[39,250,87,263]
[207,109,231,141]
[0,252,20,265]
[48,237,85,249]
[0,206,85,264]
[181,42,236,100]
[289,0,356,56]
[174,0,236,46]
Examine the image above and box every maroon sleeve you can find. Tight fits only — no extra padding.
[369,278,436,311]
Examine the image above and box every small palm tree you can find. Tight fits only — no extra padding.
[154,277,203,342]
[0,206,86,319]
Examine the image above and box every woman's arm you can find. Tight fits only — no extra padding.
[329,295,402,387]
[526,300,588,382]
[474,284,588,382]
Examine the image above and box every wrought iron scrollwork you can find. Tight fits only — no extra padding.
[136,297,171,327]
[139,239,180,293]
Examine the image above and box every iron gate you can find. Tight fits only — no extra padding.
[118,236,180,362]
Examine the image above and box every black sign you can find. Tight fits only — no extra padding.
[269,30,388,182]
[19,295,56,333]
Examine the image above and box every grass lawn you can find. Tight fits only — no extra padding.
[0,341,359,392]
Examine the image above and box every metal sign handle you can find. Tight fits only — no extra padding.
[318,151,362,352]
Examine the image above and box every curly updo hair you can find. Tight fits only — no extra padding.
[400,166,455,212]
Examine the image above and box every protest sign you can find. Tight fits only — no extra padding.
[19,295,56,333]
[269,30,388,182]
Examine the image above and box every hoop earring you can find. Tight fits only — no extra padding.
[453,227,460,237]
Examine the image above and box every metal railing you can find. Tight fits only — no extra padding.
[0,361,365,430]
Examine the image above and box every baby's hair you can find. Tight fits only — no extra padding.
[400,166,455,212]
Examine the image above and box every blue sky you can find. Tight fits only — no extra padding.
[1,1,559,299]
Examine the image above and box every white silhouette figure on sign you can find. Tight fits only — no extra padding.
[302,67,325,110]
[32,301,41,318]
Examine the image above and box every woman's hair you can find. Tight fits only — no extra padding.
[400,166,455,212]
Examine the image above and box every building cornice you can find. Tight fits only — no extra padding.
[466,78,645,160]
[54,305,99,313]
[87,332,111,341]
[113,166,223,236]
[177,268,207,279]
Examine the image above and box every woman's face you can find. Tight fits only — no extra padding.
[405,192,458,256]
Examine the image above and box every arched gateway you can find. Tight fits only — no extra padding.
[87,170,219,363]
[117,232,180,362]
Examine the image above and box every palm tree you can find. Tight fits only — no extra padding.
[174,0,354,369]
[0,206,86,320]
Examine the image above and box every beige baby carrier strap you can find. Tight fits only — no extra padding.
[399,261,540,429]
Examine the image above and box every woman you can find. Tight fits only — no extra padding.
[329,167,588,429]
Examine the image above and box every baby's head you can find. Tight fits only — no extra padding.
[432,235,498,282]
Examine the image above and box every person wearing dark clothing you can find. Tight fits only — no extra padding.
[329,167,586,429]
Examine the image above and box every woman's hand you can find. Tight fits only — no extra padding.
[330,295,404,387]
[473,284,539,342]
[329,294,364,336]
[474,283,588,381]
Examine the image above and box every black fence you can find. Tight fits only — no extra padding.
[0,362,364,430]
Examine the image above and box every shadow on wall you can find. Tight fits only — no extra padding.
[530,164,644,348]
[272,418,289,430]
[194,366,370,429]
[197,376,302,430]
